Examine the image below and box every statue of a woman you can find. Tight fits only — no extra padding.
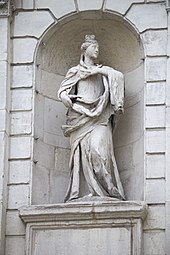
[58,35,125,202]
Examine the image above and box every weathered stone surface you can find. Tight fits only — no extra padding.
[166,58,170,106]
[13,38,37,63]
[35,0,76,18]
[12,65,33,88]
[146,57,167,81]
[0,61,8,109]
[8,185,30,209]
[44,132,70,149]
[5,236,25,255]
[6,211,25,235]
[34,93,44,140]
[77,0,103,11]
[41,70,64,100]
[105,0,144,15]
[0,18,8,61]
[34,140,55,169]
[145,106,165,128]
[13,11,54,38]
[0,109,7,131]
[145,179,165,203]
[11,112,32,135]
[146,130,165,153]
[146,154,165,178]
[54,147,70,174]
[11,89,32,111]
[13,0,22,8]
[144,231,165,255]
[144,205,165,230]
[9,160,30,184]
[32,164,50,204]
[23,0,34,9]
[19,201,147,254]
[146,82,165,105]
[126,3,167,32]
[142,30,167,56]
[44,98,67,136]
[10,137,31,159]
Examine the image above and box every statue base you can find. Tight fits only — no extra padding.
[19,200,147,255]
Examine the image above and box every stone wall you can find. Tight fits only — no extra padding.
[0,0,169,254]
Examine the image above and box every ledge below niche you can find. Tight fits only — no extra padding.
[19,200,148,255]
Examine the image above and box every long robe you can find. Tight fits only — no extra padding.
[58,62,125,202]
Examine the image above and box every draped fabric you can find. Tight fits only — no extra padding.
[58,62,125,202]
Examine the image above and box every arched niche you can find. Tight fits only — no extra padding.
[32,11,144,204]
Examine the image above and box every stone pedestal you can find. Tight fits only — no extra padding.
[19,201,147,255]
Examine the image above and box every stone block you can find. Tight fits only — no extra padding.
[146,57,167,81]
[0,61,7,109]
[11,89,32,111]
[145,179,165,203]
[12,65,33,88]
[126,3,167,32]
[33,140,55,169]
[9,160,30,184]
[35,0,76,19]
[8,184,30,209]
[11,112,32,135]
[49,173,69,203]
[146,154,165,178]
[55,147,70,174]
[10,137,31,159]
[5,236,25,255]
[146,130,165,153]
[0,133,6,173]
[144,231,165,255]
[41,70,64,100]
[77,0,103,11]
[6,211,25,235]
[144,205,165,230]
[114,100,143,147]
[146,82,165,105]
[105,0,144,15]
[145,106,165,128]
[13,38,37,64]
[23,0,34,9]
[166,106,170,128]
[32,164,50,204]
[44,132,70,149]
[13,11,54,38]
[166,58,170,106]
[34,93,44,140]
[142,30,167,56]
[0,109,6,131]
[44,98,67,136]
[0,18,8,61]
[13,0,22,8]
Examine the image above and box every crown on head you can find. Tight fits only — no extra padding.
[84,35,97,44]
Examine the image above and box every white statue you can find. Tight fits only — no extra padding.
[58,35,125,202]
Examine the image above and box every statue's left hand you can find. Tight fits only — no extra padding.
[90,66,108,76]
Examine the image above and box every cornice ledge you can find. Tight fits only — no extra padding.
[19,200,148,224]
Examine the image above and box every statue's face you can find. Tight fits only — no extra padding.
[85,43,99,59]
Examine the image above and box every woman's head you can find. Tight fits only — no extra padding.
[81,35,99,61]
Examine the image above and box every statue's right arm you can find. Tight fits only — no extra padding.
[60,91,73,108]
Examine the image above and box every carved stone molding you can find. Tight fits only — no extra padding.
[167,0,170,11]
[0,0,13,17]
[19,201,148,255]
